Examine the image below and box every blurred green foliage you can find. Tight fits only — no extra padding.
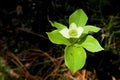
[0,58,11,80]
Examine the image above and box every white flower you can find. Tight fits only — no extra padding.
[59,23,84,38]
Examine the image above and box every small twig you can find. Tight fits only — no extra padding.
[112,76,116,80]
[53,56,64,73]
[29,48,58,66]
[44,56,64,80]
[17,28,48,40]
[6,51,25,69]
[6,50,43,80]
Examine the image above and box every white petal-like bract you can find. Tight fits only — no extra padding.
[59,23,84,38]
[76,27,84,38]
[59,28,70,38]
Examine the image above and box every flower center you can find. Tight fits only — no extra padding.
[68,29,78,36]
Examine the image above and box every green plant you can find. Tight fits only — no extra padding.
[46,9,104,73]
[101,16,120,54]
[0,58,10,80]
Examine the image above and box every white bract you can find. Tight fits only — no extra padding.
[59,23,84,38]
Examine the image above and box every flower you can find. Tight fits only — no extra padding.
[59,23,84,38]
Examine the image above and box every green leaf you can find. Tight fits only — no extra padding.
[65,44,86,73]
[83,25,101,34]
[49,20,67,30]
[69,9,88,27]
[46,30,71,45]
[81,35,104,52]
